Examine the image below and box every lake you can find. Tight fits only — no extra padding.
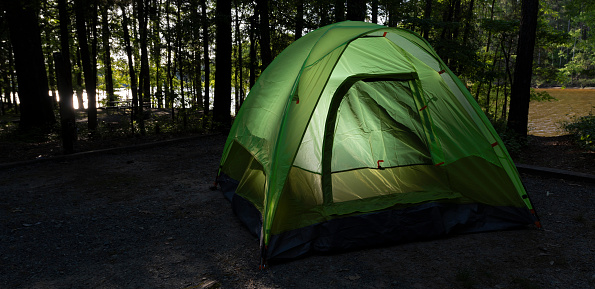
[528,88,595,136]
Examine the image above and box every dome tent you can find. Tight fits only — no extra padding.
[215,21,539,266]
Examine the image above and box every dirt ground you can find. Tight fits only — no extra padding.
[0,134,594,289]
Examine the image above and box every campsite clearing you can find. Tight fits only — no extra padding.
[0,134,593,289]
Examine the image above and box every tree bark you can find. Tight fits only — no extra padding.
[295,0,304,40]
[335,0,345,22]
[346,0,366,21]
[371,0,378,23]
[508,0,539,137]
[4,0,55,131]
[152,0,164,108]
[102,3,115,103]
[138,0,149,134]
[422,0,433,39]
[74,0,98,132]
[201,0,211,114]
[249,14,257,89]
[258,0,272,69]
[213,0,232,126]
[56,0,76,152]
[54,53,76,154]
[121,4,139,131]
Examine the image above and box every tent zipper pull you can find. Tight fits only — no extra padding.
[377,160,384,169]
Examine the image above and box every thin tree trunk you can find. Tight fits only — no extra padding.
[346,0,366,21]
[138,0,149,134]
[176,0,187,128]
[258,0,272,69]
[474,0,496,101]
[295,0,304,40]
[74,0,98,132]
[54,52,76,154]
[422,0,432,39]
[249,14,257,89]
[335,0,345,22]
[508,0,539,137]
[213,0,232,125]
[121,4,139,132]
[75,50,85,110]
[153,0,163,108]
[371,0,378,23]
[202,0,210,114]
[102,3,115,103]
[56,0,76,151]
[234,0,240,113]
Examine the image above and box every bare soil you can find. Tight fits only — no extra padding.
[1,133,594,288]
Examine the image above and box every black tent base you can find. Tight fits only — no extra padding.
[218,173,536,261]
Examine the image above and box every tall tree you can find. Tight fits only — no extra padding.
[101,2,115,104]
[371,0,378,23]
[258,0,272,69]
[249,13,257,89]
[201,0,211,114]
[120,4,139,130]
[3,0,55,131]
[346,0,366,21]
[335,0,345,22]
[138,0,149,134]
[295,0,304,40]
[508,0,539,137]
[73,0,98,132]
[56,0,76,152]
[213,0,232,125]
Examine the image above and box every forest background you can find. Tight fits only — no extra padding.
[0,0,594,155]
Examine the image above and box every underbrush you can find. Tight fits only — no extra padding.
[489,117,525,158]
[0,108,219,151]
[562,109,595,151]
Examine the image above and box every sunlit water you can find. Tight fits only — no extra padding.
[528,88,594,137]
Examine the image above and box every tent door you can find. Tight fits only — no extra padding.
[321,74,446,209]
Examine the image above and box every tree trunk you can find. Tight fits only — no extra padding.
[371,0,378,23]
[176,0,187,128]
[47,55,58,108]
[152,0,163,108]
[508,0,539,137]
[5,0,55,131]
[258,0,272,69]
[422,0,432,39]
[346,0,366,21]
[121,4,139,131]
[249,14,257,89]
[213,0,232,126]
[335,0,345,22]
[54,52,76,154]
[138,0,149,134]
[234,0,241,113]
[75,50,85,110]
[74,0,98,132]
[166,0,173,112]
[102,3,115,103]
[295,0,304,40]
[201,0,211,114]
[56,0,76,152]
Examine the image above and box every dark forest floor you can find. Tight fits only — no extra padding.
[0,134,593,289]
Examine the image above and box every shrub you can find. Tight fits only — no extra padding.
[562,109,595,151]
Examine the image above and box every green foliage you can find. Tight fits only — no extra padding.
[490,117,526,158]
[529,88,557,102]
[562,110,595,150]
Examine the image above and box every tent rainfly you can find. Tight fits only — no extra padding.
[215,21,540,267]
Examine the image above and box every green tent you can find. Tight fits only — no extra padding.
[216,21,539,265]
